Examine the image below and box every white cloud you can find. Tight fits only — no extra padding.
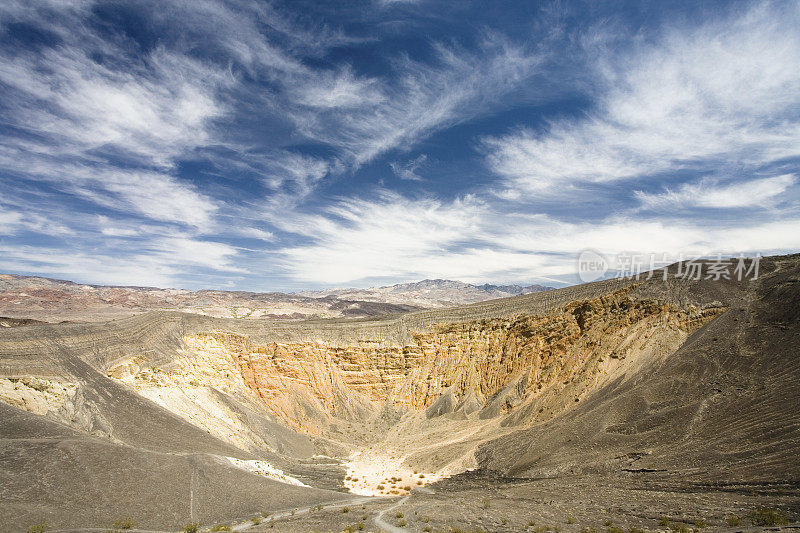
[486,3,800,195]
[147,236,244,272]
[0,234,243,287]
[0,208,23,235]
[390,154,427,181]
[0,47,226,166]
[275,193,485,282]
[292,66,386,109]
[0,202,72,236]
[261,153,333,197]
[273,192,800,285]
[99,171,219,228]
[635,174,797,209]
[291,36,543,163]
[236,227,275,241]
[0,156,220,229]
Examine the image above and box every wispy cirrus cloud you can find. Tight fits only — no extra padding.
[390,154,427,181]
[274,192,486,283]
[485,2,800,195]
[291,66,386,109]
[635,174,797,209]
[0,43,227,167]
[290,37,544,164]
[273,191,800,286]
[0,156,219,229]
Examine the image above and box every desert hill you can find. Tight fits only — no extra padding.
[297,278,553,307]
[0,255,797,531]
[0,274,552,323]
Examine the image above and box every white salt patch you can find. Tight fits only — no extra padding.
[225,457,308,487]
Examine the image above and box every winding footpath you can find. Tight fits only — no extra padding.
[373,495,410,533]
[230,496,374,531]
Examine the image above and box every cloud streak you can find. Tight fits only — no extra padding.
[635,175,797,209]
[485,2,800,195]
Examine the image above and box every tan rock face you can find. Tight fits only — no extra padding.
[0,377,76,415]
[189,287,723,435]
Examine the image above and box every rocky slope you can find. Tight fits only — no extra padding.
[166,287,719,434]
[477,253,800,484]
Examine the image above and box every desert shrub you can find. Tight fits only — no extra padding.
[629,528,645,533]
[183,523,200,533]
[607,527,624,533]
[397,518,407,526]
[658,516,670,526]
[112,517,135,530]
[693,519,709,528]
[28,525,47,533]
[342,507,350,513]
[725,515,742,526]
[209,525,231,532]
[567,515,575,524]
[581,528,597,533]
[423,526,432,532]
[361,514,368,520]
[262,512,271,518]
[749,507,788,526]
[603,520,613,527]
[357,522,365,530]
[396,512,404,518]
[251,516,262,525]
[376,485,385,490]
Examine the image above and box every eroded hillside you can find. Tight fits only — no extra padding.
[101,286,723,495]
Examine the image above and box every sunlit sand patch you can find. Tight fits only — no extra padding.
[343,451,445,496]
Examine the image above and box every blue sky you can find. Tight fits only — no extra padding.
[0,0,798,291]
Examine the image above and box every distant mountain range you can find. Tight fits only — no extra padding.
[0,274,553,323]
[298,279,553,308]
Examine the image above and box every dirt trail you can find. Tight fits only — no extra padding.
[374,495,410,533]
[231,496,375,531]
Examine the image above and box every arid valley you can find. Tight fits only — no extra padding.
[1,255,798,532]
